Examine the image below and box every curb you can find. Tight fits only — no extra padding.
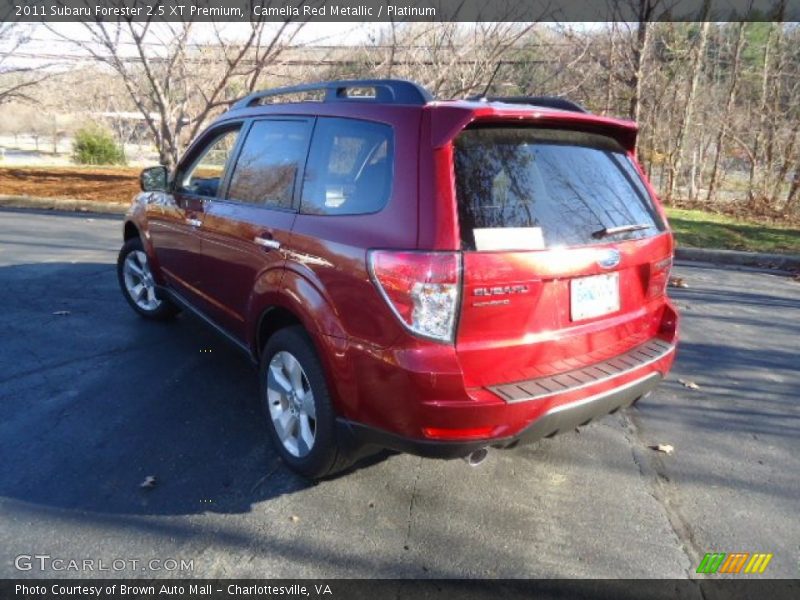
[675,247,800,271]
[0,195,128,215]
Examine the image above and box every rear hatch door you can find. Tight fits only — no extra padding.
[452,125,672,388]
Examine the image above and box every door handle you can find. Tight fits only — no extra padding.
[254,236,281,250]
[186,218,202,228]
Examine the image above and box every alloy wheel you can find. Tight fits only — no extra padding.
[267,350,317,457]
[123,250,161,312]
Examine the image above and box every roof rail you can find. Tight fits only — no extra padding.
[469,95,589,114]
[231,79,433,110]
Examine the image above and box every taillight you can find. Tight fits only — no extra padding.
[368,250,461,343]
[659,303,679,341]
[647,256,673,299]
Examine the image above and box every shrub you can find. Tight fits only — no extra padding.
[72,128,125,165]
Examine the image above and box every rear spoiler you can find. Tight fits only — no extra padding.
[427,102,638,152]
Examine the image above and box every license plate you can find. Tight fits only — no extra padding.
[570,273,620,321]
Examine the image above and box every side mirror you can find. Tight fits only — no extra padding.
[140,165,168,192]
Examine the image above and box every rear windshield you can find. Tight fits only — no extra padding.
[453,127,665,251]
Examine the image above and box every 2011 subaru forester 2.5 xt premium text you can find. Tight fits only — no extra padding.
[118,79,679,478]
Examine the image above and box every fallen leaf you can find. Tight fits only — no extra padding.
[649,444,675,455]
[52,310,71,316]
[678,379,700,390]
[668,277,689,289]
[140,475,157,489]
[289,515,299,523]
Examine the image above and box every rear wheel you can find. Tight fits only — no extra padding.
[260,326,350,479]
[117,238,179,320]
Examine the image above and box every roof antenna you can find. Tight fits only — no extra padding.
[479,62,504,100]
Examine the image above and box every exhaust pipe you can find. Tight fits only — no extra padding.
[463,447,489,467]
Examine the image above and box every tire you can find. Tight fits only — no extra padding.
[117,238,179,320]
[259,326,351,479]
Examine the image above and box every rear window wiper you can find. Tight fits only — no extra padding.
[592,223,652,239]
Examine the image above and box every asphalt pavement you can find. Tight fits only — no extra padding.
[0,208,798,584]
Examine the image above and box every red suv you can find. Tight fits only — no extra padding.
[118,79,678,478]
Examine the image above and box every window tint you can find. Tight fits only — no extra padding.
[227,119,312,209]
[178,127,240,197]
[301,118,393,216]
[453,128,665,250]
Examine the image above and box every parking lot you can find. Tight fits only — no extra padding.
[0,208,798,579]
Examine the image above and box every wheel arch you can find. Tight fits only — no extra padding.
[256,305,304,359]
[122,218,165,284]
[123,220,140,241]
[249,268,347,356]
[251,287,355,419]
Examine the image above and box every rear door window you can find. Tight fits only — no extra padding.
[453,127,664,250]
[226,119,312,209]
[300,117,394,215]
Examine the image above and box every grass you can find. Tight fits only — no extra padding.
[666,208,800,255]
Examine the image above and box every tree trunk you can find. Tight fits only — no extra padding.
[628,19,650,125]
[760,4,788,206]
[627,1,659,169]
[706,23,746,204]
[667,14,711,202]
[748,23,777,206]
[773,122,800,204]
[786,169,800,210]
[605,25,616,115]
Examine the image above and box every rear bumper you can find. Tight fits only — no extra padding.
[325,299,678,456]
[337,371,662,459]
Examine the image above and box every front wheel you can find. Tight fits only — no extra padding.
[260,326,350,479]
[117,238,179,320]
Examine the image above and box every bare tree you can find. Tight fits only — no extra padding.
[0,22,54,105]
[747,22,778,205]
[666,7,711,201]
[706,22,746,203]
[622,0,663,124]
[352,20,541,99]
[47,1,307,168]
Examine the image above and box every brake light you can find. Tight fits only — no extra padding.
[368,251,461,342]
[647,256,673,299]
